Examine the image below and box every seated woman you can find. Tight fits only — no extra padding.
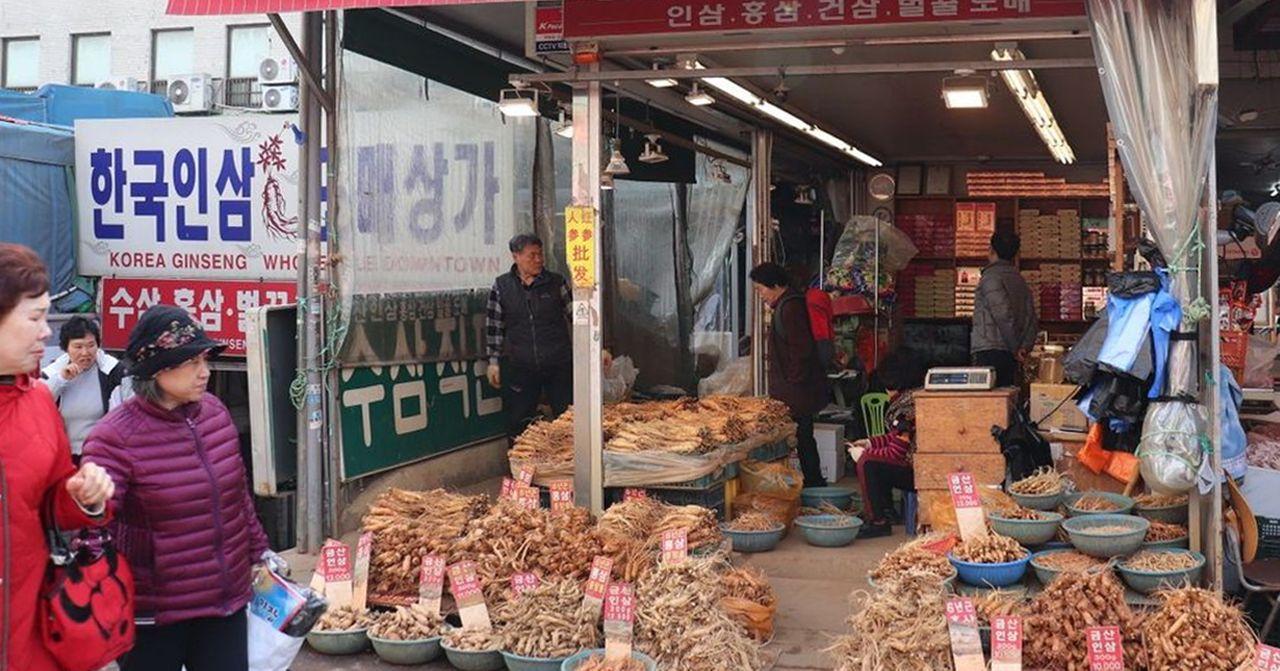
[848,350,926,538]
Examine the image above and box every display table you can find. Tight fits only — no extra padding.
[914,388,1015,524]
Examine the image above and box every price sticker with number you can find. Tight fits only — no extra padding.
[582,556,614,616]
[948,472,988,542]
[501,477,517,500]
[990,616,1022,671]
[550,480,574,513]
[945,598,985,671]
[603,582,635,660]
[1257,643,1280,671]
[517,466,535,486]
[660,528,688,564]
[418,555,446,615]
[448,561,492,631]
[321,542,354,608]
[516,485,541,510]
[1086,626,1124,671]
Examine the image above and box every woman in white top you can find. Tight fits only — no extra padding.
[40,317,130,460]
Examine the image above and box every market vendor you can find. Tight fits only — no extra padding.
[972,231,1038,387]
[486,234,575,439]
[847,349,924,538]
[750,262,830,489]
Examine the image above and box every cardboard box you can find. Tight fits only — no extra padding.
[1031,383,1089,432]
[915,389,1016,454]
[814,423,847,485]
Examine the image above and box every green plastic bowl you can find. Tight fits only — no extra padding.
[795,515,863,547]
[800,486,856,510]
[306,628,370,656]
[1143,534,1190,550]
[1029,548,1105,586]
[1117,550,1205,594]
[369,634,442,665]
[502,650,572,671]
[988,511,1065,547]
[1134,502,1189,525]
[1062,514,1149,558]
[721,523,786,553]
[562,650,658,671]
[1063,492,1135,517]
[441,627,505,671]
[1009,490,1064,511]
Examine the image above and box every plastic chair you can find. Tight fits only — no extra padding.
[1228,525,1280,643]
[861,392,890,438]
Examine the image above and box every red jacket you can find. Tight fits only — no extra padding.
[0,376,107,671]
[805,288,834,341]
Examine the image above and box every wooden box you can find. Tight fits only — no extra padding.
[913,453,1006,490]
[914,388,1016,454]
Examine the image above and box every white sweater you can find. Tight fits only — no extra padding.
[41,351,127,455]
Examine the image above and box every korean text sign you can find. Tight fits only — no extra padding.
[75,115,300,280]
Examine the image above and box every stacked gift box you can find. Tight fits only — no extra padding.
[1026,263,1083,321]
[1018,209,1082,259]
[896,213,955,258]
[913,268,957,318]
[954,202,997,258]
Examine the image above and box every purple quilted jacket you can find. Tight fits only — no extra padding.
[82,393,269,626]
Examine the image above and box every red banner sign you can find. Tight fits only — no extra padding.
[101,278,294,357]
[564,0,1084,38]
[168,0,511,16]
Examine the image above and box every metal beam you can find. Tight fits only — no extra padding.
[605,29,1088,56]
[514,57,1095,84]
[268,13,334,114]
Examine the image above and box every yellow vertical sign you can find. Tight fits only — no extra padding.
[565,205,597,288]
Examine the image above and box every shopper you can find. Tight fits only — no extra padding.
[972,230,1038,387]
[486,234,575,439]
[0,243,116,671]
[751,262,830,488]
[83,305,278,671]
[789,264,837,372]
[848,350,925,538]
[41,316,130,461]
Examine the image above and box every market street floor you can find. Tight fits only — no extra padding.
[286,478,901,671]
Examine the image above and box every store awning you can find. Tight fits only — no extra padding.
[166,0,508,16]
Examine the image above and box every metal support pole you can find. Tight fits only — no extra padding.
[267,13,334,114]
[294,11,325,553]
[1204,154,1223,591]
[571,67,605,515]
[749,130,772,396]
[323,9,342,540]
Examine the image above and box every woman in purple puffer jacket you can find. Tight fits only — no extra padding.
[83,305,280,671]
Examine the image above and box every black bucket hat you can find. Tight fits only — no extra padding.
[126,305,226,380]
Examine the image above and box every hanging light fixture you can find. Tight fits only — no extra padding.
[497,86,539,117]
[601,174,615,190]
[604,92,631,176]
[553,108,574,138]
[685,83,715,107]
[794,186,814,205]
[991,43,1076,164]
[941,70,989,109]
[639,134,668,164]
[646,63,677,88]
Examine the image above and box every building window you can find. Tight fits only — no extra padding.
[226,24,269,107]
[2,37,39,91]
[72,33,110,86]
[151,28,193,95]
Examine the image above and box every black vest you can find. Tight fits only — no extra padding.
[495,268,572,370]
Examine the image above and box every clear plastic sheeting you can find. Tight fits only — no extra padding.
[825,216,918,304]
[603,447,731,487]
[688,139,750,310]
[1137,400,1206,495]
[698,358,752,398]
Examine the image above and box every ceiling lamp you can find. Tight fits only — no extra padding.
[646,63,678,88]
[639,134,669,164]
[604,139,631,176]
[553,108,573,138]
[685,83,715,107]
[497,86,539,118]
[941,72,989,109]
[992,44,1076,164]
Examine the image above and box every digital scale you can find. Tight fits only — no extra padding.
[923,366,996,391]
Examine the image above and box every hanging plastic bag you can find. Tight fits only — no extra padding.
[825,216,918,301]
[698,357,752,397]
[603,355,639,403]
[248,565,328,671]
[1137,401,1206,495]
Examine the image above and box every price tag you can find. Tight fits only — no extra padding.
[501,477,517,501]
[321,541,354,608]
[418,555,445,615]
[517,466,535,486]
[623,488,648,502]
[660,528,688,564]
[510,572,541,596]
[1256,643,1280,671]
[550,480,575,513]
[581,556,614,616]
[948,472,988,542]
[990,616,1023,671]
[603,582,635,661]
[945,598,985,671]
[1086,626,1124,671]
[448,561,492,631]
[352,532,372,610]
[516,484,541,510]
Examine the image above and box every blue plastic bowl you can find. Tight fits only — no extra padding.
[795,515,863,547]
[561,650,658,671]
[1063,492,1135,517]
[1117,549,1205,594]
[1010,490,1065,511]
[800,486,856,510]
[1062,514,1149,558]
[721,523,786,553]
[947,553,1032,588]
[988,511,1065,547]
[502,651,572,671]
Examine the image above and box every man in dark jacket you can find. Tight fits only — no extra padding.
[487,234,574,439]
[972,231,1038,387]
[751,262,830,488]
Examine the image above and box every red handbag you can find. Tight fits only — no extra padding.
[40,496,136,671]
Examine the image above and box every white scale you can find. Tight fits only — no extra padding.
[923,366,996,391]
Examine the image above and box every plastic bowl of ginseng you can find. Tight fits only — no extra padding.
[1007,467,1070,511]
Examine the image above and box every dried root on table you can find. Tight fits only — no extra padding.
[1009,467,1070,495]
[1024,568,1146,671]
[442,627,504,652]
[648,505,723,552]
[869,544,954,585]
[995,506,1050,521]
[799,501,852,518]
[368,603,443,640]
[720,566,779,642]
[315,605,378,632]
[510,413,575,467]
[1140,587,1256,671]
[597,498,668,582]
[1122,551,1201,572]
[636,557,765,670]
[1071,494,1122,512]
[726,511,781,532]
[973,589,1026,627]
[494,579,599,659]
[827,569,952,671]
[1145,521,1188,542]
[951,533,1027,564]
[362,488,488,599]
[572,654,648,671]
[1134,492,1189,508]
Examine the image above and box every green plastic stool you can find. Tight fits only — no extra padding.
[861,392,890,438]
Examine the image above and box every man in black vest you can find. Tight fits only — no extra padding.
[486,234,575,439]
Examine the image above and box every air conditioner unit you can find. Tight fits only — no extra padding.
[96,77,142,92]
[258,56,297,85]
[261,84,298,112]
[167,74,214,114]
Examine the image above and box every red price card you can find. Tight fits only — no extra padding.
[945,598,984,671]
[945,598,978,627]
[517,466,535,486]
[582,556,614,615]
[510,572,541,596]
[623,488,648,502]
[418,555,445,614]
[321,544,353,582]
[660,528,689,564]
[550,480,574,513]
[947,472,980,508]
[1086,626,1124,671]
[500,477,517,500]
[448,561,492,630]
[516,485,541,510]
[990,616,1022,671]
[1256,643,1280,671]
[603,582,635,661]
[353,532,373,611]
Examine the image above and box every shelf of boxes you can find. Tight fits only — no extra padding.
[1018,208,1083,259]
[954,202,997,258]
[955,266,982,318]
[896,212,955,258]
[913,268,957,319]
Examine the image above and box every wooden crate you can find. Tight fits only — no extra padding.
[914,389,1016,454]
[913,452,1006,490]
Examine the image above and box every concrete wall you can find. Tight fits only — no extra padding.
[0,0,299,87]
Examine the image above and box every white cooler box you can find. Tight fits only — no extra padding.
[814,423,847,484]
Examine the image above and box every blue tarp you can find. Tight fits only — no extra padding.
[35,84,173,127]
[0,119,76,295]
[0,88,48,123]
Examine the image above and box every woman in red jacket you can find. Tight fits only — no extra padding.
[0,244,116,670]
